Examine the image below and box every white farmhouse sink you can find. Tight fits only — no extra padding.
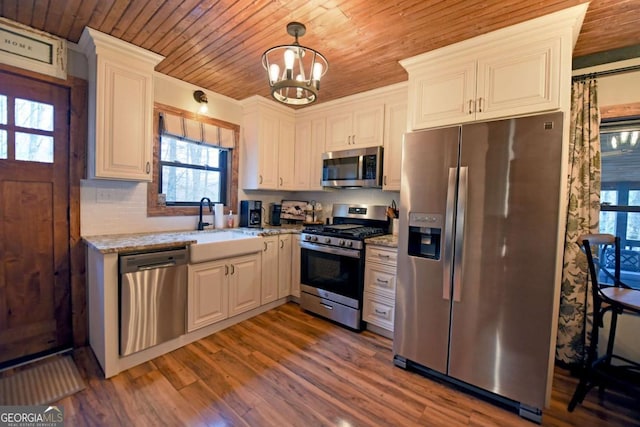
[190,231,263,263]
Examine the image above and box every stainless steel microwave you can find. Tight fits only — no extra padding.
[321,146,383,188]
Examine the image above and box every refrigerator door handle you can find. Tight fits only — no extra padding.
[453,166,468,302]
[443,167,457,300]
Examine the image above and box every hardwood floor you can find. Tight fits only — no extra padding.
[60,303,639,426]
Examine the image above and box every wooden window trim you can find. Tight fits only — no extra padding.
[147,103,239,217]
[600,102,640,120]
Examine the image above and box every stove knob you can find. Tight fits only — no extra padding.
[304,235,312,241]
[324,237,331,244]
[338,240,346,246]
[311,236,318,242]
[347,241,354,248]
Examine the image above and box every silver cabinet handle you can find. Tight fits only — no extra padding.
[347,135,351,144]
[259,175,263,184]
[280,240,284,248]
[225,265,229,275]
[383,176,387,185]
[230,264,235,275]
[477,97,483,113]
[280,177,283,186]
[264,242,268,251]
[376,278,389,284]
[468,100,473,114]
[375,308,388,315]
[377,254,390,259]
[352,135,356,144]
[145,161,150,174]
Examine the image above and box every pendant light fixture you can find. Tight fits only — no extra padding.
[261,22,328,106]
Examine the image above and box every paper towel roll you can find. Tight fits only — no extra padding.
[214,203,225,229]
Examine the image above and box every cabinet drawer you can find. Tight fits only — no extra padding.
[364,263,396,299]
[363,292,394,332]
[366,246,397,266]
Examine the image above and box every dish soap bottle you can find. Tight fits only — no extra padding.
[227,210,234,228]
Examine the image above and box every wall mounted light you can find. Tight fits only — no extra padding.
[193,90,208,113]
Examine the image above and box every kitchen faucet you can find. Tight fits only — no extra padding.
[198,197,212,230]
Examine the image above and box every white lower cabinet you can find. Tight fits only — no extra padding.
[363,245,398,336]
[261,236,279,304]
[278,234,292,298]
[187,252,261,332]
[291,235,301,298]
[261,234,293,304]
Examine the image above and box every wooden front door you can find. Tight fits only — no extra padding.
[0,71,72,365]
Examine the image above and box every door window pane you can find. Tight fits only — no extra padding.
[0,130,6,159]
[0,95,6,125]
[15,132,54,163]
[15,98,54,131]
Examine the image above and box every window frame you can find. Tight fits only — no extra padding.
[147,103,239,217]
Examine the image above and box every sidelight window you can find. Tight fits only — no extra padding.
[599,118,640,289]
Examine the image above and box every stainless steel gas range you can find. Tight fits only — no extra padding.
[299,204,389,330]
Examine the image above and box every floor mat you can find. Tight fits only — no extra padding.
[0,355,85,405]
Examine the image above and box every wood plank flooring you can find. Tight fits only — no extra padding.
[59,303,639,426]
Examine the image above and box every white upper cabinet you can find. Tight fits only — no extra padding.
[294,116,326,191]
[79,27,164,181]
[241,96,296,190]
[325,101,384,151]
[401,4,587,130]
[382,93,407,191]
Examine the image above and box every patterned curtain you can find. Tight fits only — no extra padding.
[556,78,601,365]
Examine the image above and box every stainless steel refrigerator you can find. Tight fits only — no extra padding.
[393,112,564,422]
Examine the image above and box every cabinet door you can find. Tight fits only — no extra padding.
[383,100,407,191]
[291,235,301,298]
[95,59,153,180]
[309,118,326,191]
[351,103,384,149]
[278,235,292,298]
[261,237,278,304]
[228,253,261,317]
[409,59,476,130]
[476,37,561,121]
[257,111,280,189]
[278,118,296,189]
[187,261,229,331]
[325,110,353,151]
[294,119,312,190]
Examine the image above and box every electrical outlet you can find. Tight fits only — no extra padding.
[96,189,112,203]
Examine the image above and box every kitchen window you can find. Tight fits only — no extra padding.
[148,105,239,216]
[159,134,228,205]
[599,118,640,289]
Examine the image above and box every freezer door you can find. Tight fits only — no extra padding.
[447,112,563,408]
[393,126,460,373]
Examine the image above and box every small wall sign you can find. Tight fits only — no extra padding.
[0,17,66,80]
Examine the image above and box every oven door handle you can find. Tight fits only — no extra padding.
[300,241,361,259]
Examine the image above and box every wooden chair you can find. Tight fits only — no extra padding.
[568,233,640,411]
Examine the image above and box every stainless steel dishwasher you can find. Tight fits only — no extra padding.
[119,247,188,356]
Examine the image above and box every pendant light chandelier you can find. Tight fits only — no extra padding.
[261,22,328,106]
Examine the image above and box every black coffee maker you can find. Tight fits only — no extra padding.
[239,200,262,228]
[269,203,282,226]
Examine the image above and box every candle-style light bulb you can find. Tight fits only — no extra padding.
[269,63,280,83]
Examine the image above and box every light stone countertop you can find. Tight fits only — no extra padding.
[365,234,398,248]
[83,225,303,254]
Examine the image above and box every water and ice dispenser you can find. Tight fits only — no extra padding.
[407,213,442,260]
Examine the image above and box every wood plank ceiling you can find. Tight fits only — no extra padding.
[1,0,639,107]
